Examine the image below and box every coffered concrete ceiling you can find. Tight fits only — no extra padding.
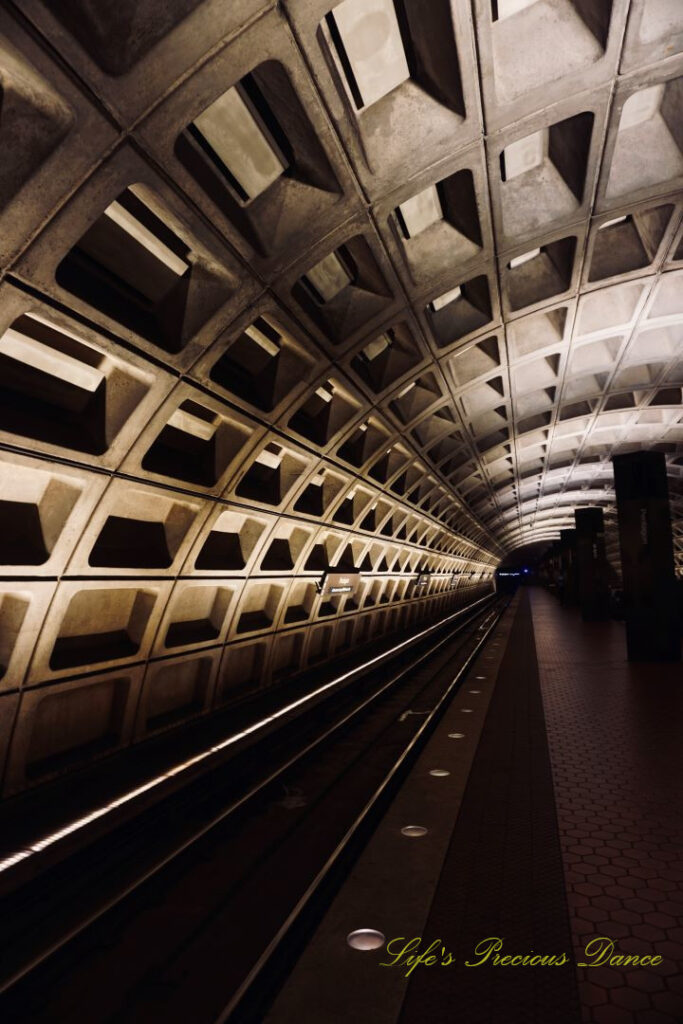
[0,0,680,793]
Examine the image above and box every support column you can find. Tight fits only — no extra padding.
[612,450,680,662]
[560,529,579,606]
[547,540,562,597]
[574,506,610,621]
[538,547,553,588]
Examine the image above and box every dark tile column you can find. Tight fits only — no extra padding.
[574,507,610,622]
[560,528,579,607]
[612,451,680,663]
[550,539,563,597]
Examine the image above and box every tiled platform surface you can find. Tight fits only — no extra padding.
[268,587,682,1024]
[398,588,580,1024]
[531,588,683,1024]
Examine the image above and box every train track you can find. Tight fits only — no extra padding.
[0,593,507,1023]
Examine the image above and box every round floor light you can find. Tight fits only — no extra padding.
[401,825,428,838]
[347,929,386,950]
[429,768,450,777]
[448,732,465,739]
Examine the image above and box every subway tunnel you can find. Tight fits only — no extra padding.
[0,1,682,1021]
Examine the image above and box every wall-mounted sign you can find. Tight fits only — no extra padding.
[449,573,459,589]
[318,571,361,596]
[413,572,430,588]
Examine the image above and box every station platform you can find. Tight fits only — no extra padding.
[267,588,683,1024]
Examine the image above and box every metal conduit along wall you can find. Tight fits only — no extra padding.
[0,0,681,797]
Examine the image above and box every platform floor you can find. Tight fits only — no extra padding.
[532,589,683,1024]
[398,588,683,1024]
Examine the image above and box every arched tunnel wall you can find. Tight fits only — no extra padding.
[0,0,681,797]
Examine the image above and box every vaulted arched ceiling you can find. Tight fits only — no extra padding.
[0,0,680,794]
